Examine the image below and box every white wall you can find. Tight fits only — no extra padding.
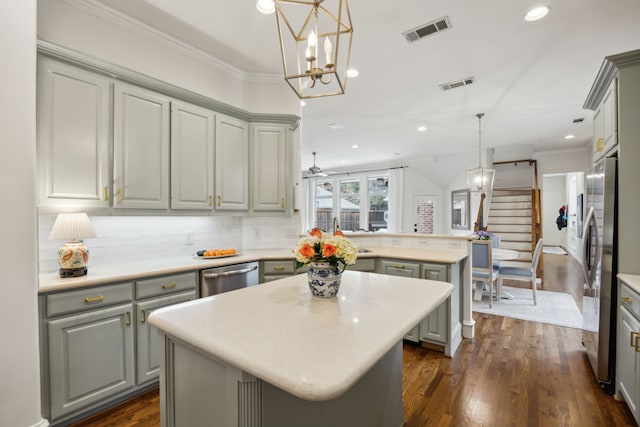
[0,2,46,426]
[542,175,568,247]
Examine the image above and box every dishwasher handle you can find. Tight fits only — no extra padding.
[203,264,258,279]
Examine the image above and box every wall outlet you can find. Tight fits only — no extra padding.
[184,231,194,246]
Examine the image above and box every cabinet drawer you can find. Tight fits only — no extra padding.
[262,260,296,274]
[621,283,640,318]
[46,283,132,318]
[351,258,376,272]
[135,272,196,300]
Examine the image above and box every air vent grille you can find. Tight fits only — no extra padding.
[439,77,475,91]
[402,16,451,43]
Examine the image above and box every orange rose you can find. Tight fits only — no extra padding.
[309,228,323,238]
[299,244,316,258]
[322,243,337,258]
[334,230,344,236]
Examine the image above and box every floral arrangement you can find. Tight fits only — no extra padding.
[294,228,358,271]
[474,230,493,240]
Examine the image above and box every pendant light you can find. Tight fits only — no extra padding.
[274,0,354,99]
[466,113,495,193]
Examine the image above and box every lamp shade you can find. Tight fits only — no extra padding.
[49,213,96,241]
[466,167,495,193]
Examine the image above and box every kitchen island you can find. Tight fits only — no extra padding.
[148,270,453,427]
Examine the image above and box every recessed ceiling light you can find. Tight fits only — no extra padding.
[346,69,359,78]
[256,0,275,15]
[564,134,575,140]
[352,144,359,149]
[417,126,427,132]
[300,100,307,107]
[524,6,549,21]
[328,123,344,130]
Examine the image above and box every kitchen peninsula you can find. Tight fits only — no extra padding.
[148,271,453,427]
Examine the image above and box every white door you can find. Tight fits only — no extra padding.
[412,195,439,234]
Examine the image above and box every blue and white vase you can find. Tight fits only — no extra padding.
[307,262,342,298]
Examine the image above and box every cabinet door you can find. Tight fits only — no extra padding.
[113,83,170,209]
[593,78,618,161]
[215,114,249,210]
[136,291,196,385]
[251,124,288,211]
[37,59,111,208]
[420,263,450,344]
[171,101,215,210]
[379,259,421,278]
[48,304,135,419]
[618,305,640,418]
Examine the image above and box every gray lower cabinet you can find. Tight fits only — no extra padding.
[379,259,421,278]
[135,291,196,384]
[261,259,298,283]
[419,263,450,345]
[48,302,135,420]
[617,279,640,423]
[40,272,197,425]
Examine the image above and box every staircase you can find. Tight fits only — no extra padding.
[487,189,535,267]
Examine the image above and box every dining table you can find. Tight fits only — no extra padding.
[473,247,523,301]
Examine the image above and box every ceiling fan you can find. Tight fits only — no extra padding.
[303,152,333,177]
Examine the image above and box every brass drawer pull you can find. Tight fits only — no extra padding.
[273,266,285,271]
[140,309,147,323]
[394,264,405,269]
[162,282,177,289]
[631,331,640,348]
[84,295,104,303]
[623,296,633,303]
[634,333,640,353]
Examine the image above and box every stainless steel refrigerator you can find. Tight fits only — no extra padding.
[581,154,618,394]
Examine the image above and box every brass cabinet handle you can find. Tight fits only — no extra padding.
[595,137,604,152]
[84,295,104,303]
[140,309,146,323]
[634,333,640,353]
[623,296,633,303]
[102,187,108,202]
[273,265,285,271]
[209,195,213,207]
[117,188,123,203]
[281,197,285,208]
[162,282,177,289]
[126,311,131,326]
[217,195,222,206]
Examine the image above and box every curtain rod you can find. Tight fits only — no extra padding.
[302,165,408,179]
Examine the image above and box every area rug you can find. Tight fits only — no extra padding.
[473,286,582,329]
[543,246,567,255]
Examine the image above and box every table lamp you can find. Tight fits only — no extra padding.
[49,213,97,278]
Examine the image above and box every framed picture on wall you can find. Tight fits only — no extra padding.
[577,193,584,238]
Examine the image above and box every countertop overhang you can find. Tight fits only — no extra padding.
[148,270,454,401]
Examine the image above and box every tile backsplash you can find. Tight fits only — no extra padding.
[38,214,300,273]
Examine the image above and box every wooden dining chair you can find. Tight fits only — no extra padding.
[472,240,499,308]
[498,239,543,305]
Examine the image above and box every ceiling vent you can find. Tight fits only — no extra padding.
[402,16,451,43]
[439,77,475,91]
[572,117,585,123]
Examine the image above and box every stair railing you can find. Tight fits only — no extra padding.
[473,192,486,232]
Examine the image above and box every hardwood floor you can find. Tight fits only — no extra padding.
[70,253,635,427]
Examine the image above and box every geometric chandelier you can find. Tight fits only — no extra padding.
[465,113,495,193]
[274,0,354,99]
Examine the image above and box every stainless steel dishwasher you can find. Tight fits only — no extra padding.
[200,261,259,297]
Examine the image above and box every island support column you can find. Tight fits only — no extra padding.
[462,239,475,338]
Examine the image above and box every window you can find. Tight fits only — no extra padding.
[308,172,389,233]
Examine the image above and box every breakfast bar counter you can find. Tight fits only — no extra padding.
[148,270,453,426]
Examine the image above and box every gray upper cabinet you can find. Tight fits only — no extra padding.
[215,114,249,211]
[170,101,215,210]
[113,82,170,209]
[37,58,111,208]
[592,78,618,161]
[251,123,288,212]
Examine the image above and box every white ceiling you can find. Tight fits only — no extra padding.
[96,0,640,174]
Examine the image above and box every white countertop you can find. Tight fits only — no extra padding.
[38,246,467,293]
[619,273,640,294]
[148,270,453,401]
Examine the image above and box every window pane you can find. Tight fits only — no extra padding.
[315,181,333,232]
[340,179,360,231]
[368,177,388,231]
